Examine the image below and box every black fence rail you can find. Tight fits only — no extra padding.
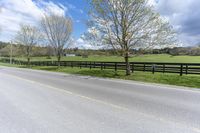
[1,58,200,76]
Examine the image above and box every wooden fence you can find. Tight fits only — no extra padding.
[1,58,200,76]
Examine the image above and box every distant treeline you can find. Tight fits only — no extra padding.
[134,46,200,56]
[0,41,200,57]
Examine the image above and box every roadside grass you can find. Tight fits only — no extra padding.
[0,62,25,67]
[31,65,200,88]
[4,54,200,63]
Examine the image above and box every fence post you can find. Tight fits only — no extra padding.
[80,62,82,69]
[186,65,188,75]
[180,64,183,76]
[132,63,134,73]
[152,64,155,74]
[71,62,74,68]
[143,64,146,72]
[115,62,117,71]
[101,63,103,70]
[163,64,165,73]
[90,62,92,69]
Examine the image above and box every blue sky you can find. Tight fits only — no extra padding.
[45,0,89,38]
[0,0,90,45]
[0,0,200,47]
[35,0,89,39]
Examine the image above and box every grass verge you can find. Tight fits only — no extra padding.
[34,66,200,88]
[1,62,199,88]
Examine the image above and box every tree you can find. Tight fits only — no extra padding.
[41,14,73,67]
[86,0,177,75]
[81,26,105,49]
[15,24,41,66]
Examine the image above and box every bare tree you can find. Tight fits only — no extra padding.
[41,14,73,67]
[15,24,41,66]
[81,26,104,49]
[86,0,177,75]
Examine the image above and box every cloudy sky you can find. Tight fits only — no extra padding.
[0,0,200,48]
[153,0,200,46]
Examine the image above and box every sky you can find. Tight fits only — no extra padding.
[152,0,200,46]
[0,0,200,48]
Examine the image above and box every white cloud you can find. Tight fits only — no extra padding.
[75,20,80,23]
[0,0,66,42]
[62,1,84,15]
[147,0,157,6]
[64,2,76,10]
[80,9,84,14]
[39,1,66,16]
[152,0,200,46]
[75,38,94,49]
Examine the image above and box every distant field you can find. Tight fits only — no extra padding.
[5,54,200,63]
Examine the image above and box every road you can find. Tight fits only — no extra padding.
[0,66,200,133]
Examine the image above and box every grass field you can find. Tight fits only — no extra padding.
[1,54,200,88]
[8,54,200,63]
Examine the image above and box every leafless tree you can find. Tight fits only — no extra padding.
[15,24,41,66]
[86,0,178,75]
[41,14,73,67]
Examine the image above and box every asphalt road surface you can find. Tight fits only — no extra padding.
[0,66,200,133]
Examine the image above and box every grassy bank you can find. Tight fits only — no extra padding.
[1,62,199,88]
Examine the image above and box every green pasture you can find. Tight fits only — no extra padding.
[7,54,200,63]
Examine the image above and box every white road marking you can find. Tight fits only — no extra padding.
[0,72,127,111]
[1,72,200,133]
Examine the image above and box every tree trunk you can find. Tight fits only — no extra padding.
[27,47,31,67]
[124,53,131,76]
[57,55,61,68]
[27,57,30,67]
